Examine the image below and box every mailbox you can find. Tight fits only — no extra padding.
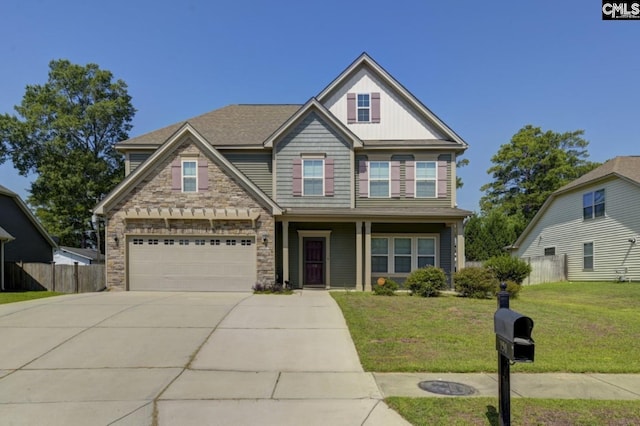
[494,308,535,362]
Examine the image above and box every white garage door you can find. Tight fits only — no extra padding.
[128,236,256,291]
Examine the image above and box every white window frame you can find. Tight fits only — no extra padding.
[416,237,437,268]
[544,246,556,256]
[182,160,197,193]
[583,242,594,270]
[371,237,389,273]
[582,188,605,220]
[393,237,412,273]
[302,158,324,196]
[357,93,370,122]
[415,161,437,198]
[371,234,439,274]
[369,161,390,198]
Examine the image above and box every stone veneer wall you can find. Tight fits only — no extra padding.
[105,139,275,290]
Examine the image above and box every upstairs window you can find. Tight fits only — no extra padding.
[583,189,605,220]
[182,160,197,192]
[303,159,324,196]
[357,94,370,122]
[415,161,437,198]
[369,161,390,198]
[347,92,380,123]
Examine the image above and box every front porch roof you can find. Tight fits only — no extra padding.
[279,207,472,221]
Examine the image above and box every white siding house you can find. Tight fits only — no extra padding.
[512,156,640,282]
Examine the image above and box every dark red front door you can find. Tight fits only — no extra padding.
[304,238,324,285]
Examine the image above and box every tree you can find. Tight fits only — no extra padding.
[456,158,469,189]
[480,125,599,222]
[0,59,135,247]
[464,210,521,261]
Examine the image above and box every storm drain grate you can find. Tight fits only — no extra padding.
[418,380,477,396]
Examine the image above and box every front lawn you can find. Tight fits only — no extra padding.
[332,282,640,373]
[0,291,63,305]
[386,397,640,426]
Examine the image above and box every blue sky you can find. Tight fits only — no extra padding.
[1,0,638,212]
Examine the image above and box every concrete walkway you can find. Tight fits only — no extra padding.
[1,292,639,425]
[0,291,409,426]
[375,372,640,400]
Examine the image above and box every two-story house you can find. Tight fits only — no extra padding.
[510,156,640,282]
[94,53,471,291]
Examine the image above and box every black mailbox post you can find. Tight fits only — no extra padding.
[494,283,535,426]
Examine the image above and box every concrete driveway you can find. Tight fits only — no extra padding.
[0,291,409,425]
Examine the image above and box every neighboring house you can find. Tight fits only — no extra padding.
[94,53,471,292]
[0,185,57,290]
[54,246,104,265]
[510,156,640,282]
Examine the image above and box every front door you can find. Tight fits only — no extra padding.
[304,238,324,285]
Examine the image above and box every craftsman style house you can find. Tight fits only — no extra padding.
[94,53,471,291]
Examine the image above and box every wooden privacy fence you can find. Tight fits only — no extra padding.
[465,255,567,285]
[3,262,105,293]
[523,254,567,285]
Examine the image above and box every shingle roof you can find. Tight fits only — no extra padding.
[118,104,302,148]
[556,156,640,193]
[58,246,104,262]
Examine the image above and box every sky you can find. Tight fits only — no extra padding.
[1,0,638,212]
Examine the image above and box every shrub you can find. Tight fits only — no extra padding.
[372,278,399,296]
[493,280,522,299]
[405,266,447,297]
[484,255,532,284]
[252,282,292,294]
[454,266,498,299]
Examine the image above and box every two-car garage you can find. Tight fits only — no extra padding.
[127,236,256,291]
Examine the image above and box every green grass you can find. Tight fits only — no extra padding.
[386,397,640,426]
[332,282,640,373]
[0,291,63,305]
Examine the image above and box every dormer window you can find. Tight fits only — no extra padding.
[357,94,370,122]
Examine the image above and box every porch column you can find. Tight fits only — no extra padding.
[364,221,372,291]
[282,220,289,285]
[355,221,363,291]
[456,220,465,271]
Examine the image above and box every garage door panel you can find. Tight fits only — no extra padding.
[128,237,256,291]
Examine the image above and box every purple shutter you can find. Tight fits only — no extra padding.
[347,93,356,123]
[391,161,400,197]
[405,161,415,198]
[371,92,381,123]
[438,161,448,198]
[358,160,368,197]
[292,158,302,197]
[325,158,334,196]
[171,159,181,190]
[198,159,208,190]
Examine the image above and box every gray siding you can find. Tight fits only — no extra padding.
[355,153,452,208]
[275,112,351,208]
[0,195,53,262]
[128,152,152,174]
[285,222,357,289]
[223,151,273,197]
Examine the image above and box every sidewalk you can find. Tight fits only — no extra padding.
[374,372,640,400]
